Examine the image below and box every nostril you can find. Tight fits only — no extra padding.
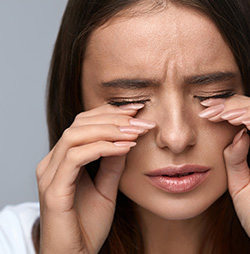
[155,125,196,153]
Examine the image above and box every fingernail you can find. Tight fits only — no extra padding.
[220,108,247,120]
[113,141,137,147]
[129,118,156,128]
[233,128,247,147]
[200,98,225,107]
[119,126,145,134]
[119,104,145,110]
[199,104,224,118]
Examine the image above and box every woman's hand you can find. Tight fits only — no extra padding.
[199,94,250,236]
[37,103,155,254]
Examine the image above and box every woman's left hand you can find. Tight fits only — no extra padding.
[199,94,250,236]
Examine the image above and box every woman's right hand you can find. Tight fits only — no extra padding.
[36,103,155,254]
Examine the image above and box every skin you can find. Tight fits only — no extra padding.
[37,2,250,254]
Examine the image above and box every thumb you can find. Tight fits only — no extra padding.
[224,128,250,198]
[94,155,126,203]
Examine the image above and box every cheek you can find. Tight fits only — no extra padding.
[199,120,241,157]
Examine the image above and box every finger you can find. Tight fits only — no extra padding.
[38,125,142,199]
[36,147,56,210]
[74,169,117,253]
[72,113,156,129]
[207,114,225,122]
[224,128,250,198]
[46,102,148,175]
[41,116,155,184]
[36,149,54,214]
[199,98,225,121]
[36,148,55,180]
[94,155,126,203]
[199,95,250,122]
[72,112,155,129]
[198,104,225,119]
[207,112,247,124]
[77,103,144,119]
[42,122,152,173]
[58,124,143,148]
[45,141,136,212]
[201,94,250,109]
[199,98,226,106]
[241,118,250,131]
[42,110,151,184]
[212,107,250,126]
[72,113,133,127]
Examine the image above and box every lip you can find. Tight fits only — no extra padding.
[146,165,210,193]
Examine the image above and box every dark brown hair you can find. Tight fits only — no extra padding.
[33,0,250,253]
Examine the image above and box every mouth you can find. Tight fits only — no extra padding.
[146,165,210,193]
[162,172,195,177]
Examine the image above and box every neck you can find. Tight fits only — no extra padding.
[135,205,207,254]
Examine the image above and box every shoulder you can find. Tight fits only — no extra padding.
[0,202,40,254]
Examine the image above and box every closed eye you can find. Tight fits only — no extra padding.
[108,99,150,107]
[194,91,236,102]
[108,91,236,106]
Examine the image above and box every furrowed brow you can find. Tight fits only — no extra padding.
[101,79,159,89]
[185,72,237,85]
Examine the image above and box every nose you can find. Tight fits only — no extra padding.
[155,97,197,154]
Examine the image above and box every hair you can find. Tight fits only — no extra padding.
[32,0,250,253]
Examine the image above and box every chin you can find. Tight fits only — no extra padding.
[121,185,228,222]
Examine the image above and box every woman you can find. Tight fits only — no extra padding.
[2,0,250,253]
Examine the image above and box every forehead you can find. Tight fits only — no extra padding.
[83,3,238,82]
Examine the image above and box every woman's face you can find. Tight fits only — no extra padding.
[82,3,244,220]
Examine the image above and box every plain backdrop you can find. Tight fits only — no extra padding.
[0,0,68,210]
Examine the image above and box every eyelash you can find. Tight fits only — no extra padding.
[108,91,236,107]
[194,91,236,102]
[108,99,150,107]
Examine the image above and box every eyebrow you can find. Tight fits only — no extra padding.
[185,71,237,85]
[100,71,238,89]
[101,79,159,89]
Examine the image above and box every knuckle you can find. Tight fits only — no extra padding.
[61,128,72,144]
[38,177,48,194]
[95,141,112,157]
[94,141,105,156]
[72,117,82,126]
[95,140,106,147]
[74,112,86,122]
[43,185,65,211]
[43,185,74,213]
[65,147,78,164]
[36,167,42,181]
[36,161,46,180]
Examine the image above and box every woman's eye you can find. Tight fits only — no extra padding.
[108,99,150,107]
[195,91,236,102]
[108,91,236,106]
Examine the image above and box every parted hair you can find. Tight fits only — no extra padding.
[32,0,250,253]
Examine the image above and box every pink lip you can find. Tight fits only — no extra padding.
[146,165,210,193]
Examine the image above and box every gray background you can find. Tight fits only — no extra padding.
[0,0,68,210]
